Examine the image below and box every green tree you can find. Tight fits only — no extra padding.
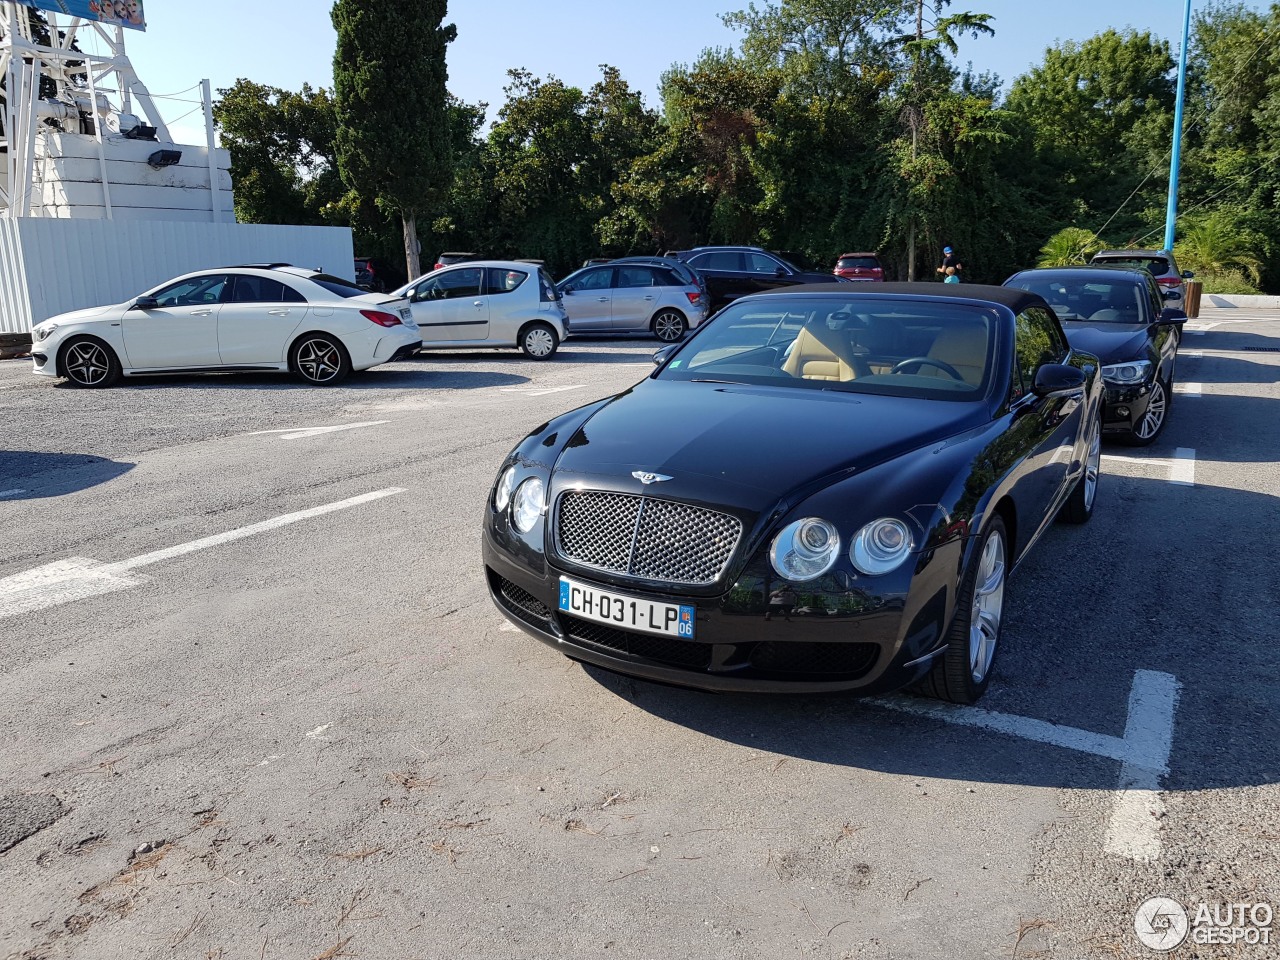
[1036,227,1107,267]
[1175,209,1265,291]
[331,0,457,279]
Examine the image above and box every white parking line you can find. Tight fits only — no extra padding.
[0,489,26,499]
[1174,382,1202,397]
[1104,670,1180,862]
[246,421,389,440]
[499,385,585,397]
[1170,447,1196,486]
[1186,351,1203,360]
[874,669,1180,862]
[0,488,405,620]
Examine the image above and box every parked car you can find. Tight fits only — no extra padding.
[665,246,842,310]
[433,251,480,271]
[354,256,404,293]
[29,266,420,388]
[1089,248,1194,302]
[1004,265,1185,445]
[483,283,1103,703]
[610,255,710,304]
[834,252,885,281]
[557,261,708,341]
[396,260,568,359]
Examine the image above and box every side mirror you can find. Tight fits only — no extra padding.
[133,296,158,310]
[562,285,574,295]
[1162,288,1182,300]
[1182,271,1195,279]
[652,344,678,366]
[1159,308,1187,325]
[1032,363,1086,399]
[774,267,787,277]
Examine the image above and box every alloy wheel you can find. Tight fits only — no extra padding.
[653,311,686,342]
[1135,380,1167,440]
[1084,415,1102,510]
[969,531,1006,684]
[65,341,111,385]
[296,338,343,383]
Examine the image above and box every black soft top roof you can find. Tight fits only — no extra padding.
[753,281,1047,313]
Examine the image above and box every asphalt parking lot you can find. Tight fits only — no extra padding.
[2,309,1278,960]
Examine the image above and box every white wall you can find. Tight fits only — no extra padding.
[0,218,355,334]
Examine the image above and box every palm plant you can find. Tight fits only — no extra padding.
[1174,212,1264,286]
[1036,227,1106,267]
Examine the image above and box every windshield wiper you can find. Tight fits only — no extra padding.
[689,377,740,385]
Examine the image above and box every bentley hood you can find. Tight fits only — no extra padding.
[550,380,984,517]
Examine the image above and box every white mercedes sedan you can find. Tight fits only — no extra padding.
[29,265,421,387]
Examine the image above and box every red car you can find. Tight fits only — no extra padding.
[834,252,884,281]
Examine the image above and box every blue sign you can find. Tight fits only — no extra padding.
[17,0,146,31]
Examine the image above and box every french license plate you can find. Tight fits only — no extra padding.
[559,577,695,640]
[399,308,413,321]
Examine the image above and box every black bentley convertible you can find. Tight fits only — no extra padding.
[482,284,1104,704]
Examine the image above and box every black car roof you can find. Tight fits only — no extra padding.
[753,281,1047,313]
[1008,265,1151,282]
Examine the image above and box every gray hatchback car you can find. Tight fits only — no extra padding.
[557,262,708,341]
[1090,249,1194,302]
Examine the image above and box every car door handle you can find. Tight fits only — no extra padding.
[190,309,213,317]
[473,300,484,307]
[643,295,655,301]
[267,309,290,316]
[597,297,610,302]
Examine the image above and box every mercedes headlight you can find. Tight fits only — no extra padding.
[851,518,914,576]
[494,465,517,512]
[1101,360,1152,384]
[33,323,58,342]
[769,518,840,581]
[511,477,545,533]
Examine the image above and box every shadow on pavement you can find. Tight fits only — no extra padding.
[573,475,1279,795]
[0,451,134,499]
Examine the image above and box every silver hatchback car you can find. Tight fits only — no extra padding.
[557,262,708,341]
[396,260,569,359]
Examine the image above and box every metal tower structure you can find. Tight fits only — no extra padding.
[0,1,186,218]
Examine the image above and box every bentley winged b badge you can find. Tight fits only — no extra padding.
[632,471,673,485]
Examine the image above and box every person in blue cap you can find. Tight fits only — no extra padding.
[936,244,962,279]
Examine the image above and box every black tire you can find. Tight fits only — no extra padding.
[520,322,559,360]
[290,333,351,385]
[60,336,121,388]
[1122,374,1170,447]
[919,516,1008,705]
[1059,408,1102,524]
[652,309,687,342]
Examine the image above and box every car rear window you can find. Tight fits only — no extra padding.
[310,274,368,298]
[837,257,880,269]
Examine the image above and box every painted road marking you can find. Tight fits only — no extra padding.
[1170,447,1196,486]
[1175,382,1202,397]
[875,669,1180,862]
[499,385,585,397]
[1103,670,1180,862]
[0,489,27,499]
[1101,449,1196,486]
[246,421,389,441]
[0,488,406,620]
[1186,351,1203,360]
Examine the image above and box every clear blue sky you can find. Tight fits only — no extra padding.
[91,0,1264,144]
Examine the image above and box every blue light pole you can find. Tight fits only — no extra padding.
[1163,0,1194,252]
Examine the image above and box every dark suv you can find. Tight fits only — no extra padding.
[1004,265,1186,445]
[665,246,841,310]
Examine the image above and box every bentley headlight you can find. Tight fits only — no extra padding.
[1101,360,1151,384]
[851,518,914,576]
[494,465,517,512]
[33,323,58,342]
[770,518,840,581]
[511,477,545,533]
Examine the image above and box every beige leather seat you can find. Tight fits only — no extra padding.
[782,326,859,381]
[923,323,987,385]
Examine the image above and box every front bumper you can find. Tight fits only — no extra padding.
[1102,380,1156,434]
[482,532,958,694]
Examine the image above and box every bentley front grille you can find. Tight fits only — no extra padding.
[556,490,742,586]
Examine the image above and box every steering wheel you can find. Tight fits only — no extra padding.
[891,357,965,381]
